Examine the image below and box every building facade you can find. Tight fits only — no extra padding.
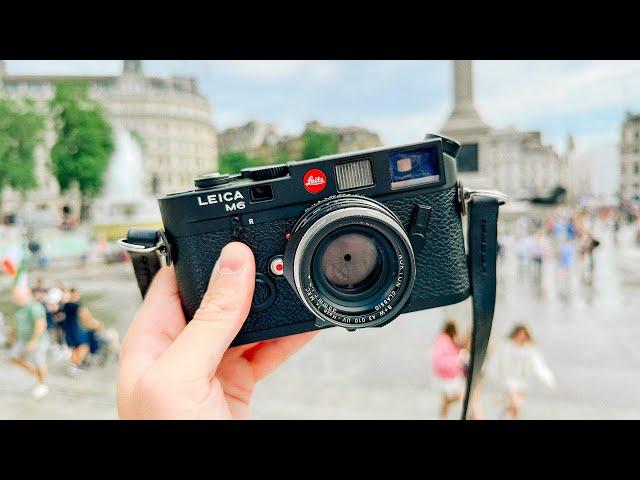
[620,112,640,201]
[217,120,281,155]
[440,60,568,200]
[0,60,218,217]
[217,119,382,163]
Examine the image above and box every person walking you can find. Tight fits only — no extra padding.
[487,324,556,419]
[61,288,102,376]
[556,239,576,300]
[45,287,68,361]
[9,286,50,399]
[579,232,600,284]
[430,319,467,419]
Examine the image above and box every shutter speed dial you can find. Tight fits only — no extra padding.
[241,165,289,181]
[195,166,288,189]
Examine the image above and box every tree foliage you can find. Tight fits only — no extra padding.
[0,97,46,206]
[49,80,114,219]
[218,151,263,174]
[301,129,338,160]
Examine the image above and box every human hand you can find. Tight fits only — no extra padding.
[117,242,317,419]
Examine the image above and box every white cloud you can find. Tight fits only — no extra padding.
[6,60,121,75]
[477,60,640,123]
[358,108,449,145]
[220,60,338,82]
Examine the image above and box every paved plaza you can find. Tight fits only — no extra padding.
[1,220,639,419]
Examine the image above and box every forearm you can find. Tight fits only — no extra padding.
[30,319,46,342]
[80,309,102,330]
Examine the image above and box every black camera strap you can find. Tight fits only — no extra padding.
[118,229,171,298]
[119,192,502,421]
[462,194,501,420]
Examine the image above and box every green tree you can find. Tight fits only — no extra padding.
[300,129,338,160]
[0,97,46,215]
[218,151,263,174]
[49,80,114,221]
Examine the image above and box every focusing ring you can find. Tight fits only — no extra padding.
[283,195,416,329]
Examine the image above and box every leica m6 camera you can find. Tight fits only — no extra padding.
[121,134,500,346]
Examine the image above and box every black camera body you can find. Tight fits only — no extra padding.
[157,134,470,346]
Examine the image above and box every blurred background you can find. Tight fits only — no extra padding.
[1,60,639,419]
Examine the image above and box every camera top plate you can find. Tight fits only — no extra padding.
[158,137,460,238]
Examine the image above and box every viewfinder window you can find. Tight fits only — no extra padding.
[389,145,441,190]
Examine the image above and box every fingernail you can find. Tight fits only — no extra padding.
[214,244,246,275]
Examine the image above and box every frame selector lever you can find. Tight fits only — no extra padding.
[408,205,431,253]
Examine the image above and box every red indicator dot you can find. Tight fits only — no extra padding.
[285,233,291,240]
[270,256,285,276]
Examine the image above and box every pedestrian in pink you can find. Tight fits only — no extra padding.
[430,319,467,419]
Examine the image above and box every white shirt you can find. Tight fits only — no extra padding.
[487,340,556,390]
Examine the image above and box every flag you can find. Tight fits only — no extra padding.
[1,257,16,277]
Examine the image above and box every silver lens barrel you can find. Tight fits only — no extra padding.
[283,196,417,329]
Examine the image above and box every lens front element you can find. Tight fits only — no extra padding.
[320,231,381,292]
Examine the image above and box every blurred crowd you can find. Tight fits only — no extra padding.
[501,202,640,297]
[429,201,640,419]
[0,278,120,399]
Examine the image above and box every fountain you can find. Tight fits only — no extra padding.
[94,128,161,225]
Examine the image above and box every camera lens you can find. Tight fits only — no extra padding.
[283,195,416,329]
[320,231,381,291]
[314,228,392,305]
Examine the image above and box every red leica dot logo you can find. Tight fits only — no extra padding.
[303,169,327,194]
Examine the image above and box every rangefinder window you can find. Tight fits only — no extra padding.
[389,145,441,190]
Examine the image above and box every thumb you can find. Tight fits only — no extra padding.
[154,242,255,380]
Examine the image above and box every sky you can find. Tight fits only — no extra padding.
[7,60,640,196]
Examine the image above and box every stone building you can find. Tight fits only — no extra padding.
[619,111,640,201]
[440,60,568,200]
[0,60,218,217]
[217,119,382,163]
[217,120,281,155]
[303,121,382,154]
